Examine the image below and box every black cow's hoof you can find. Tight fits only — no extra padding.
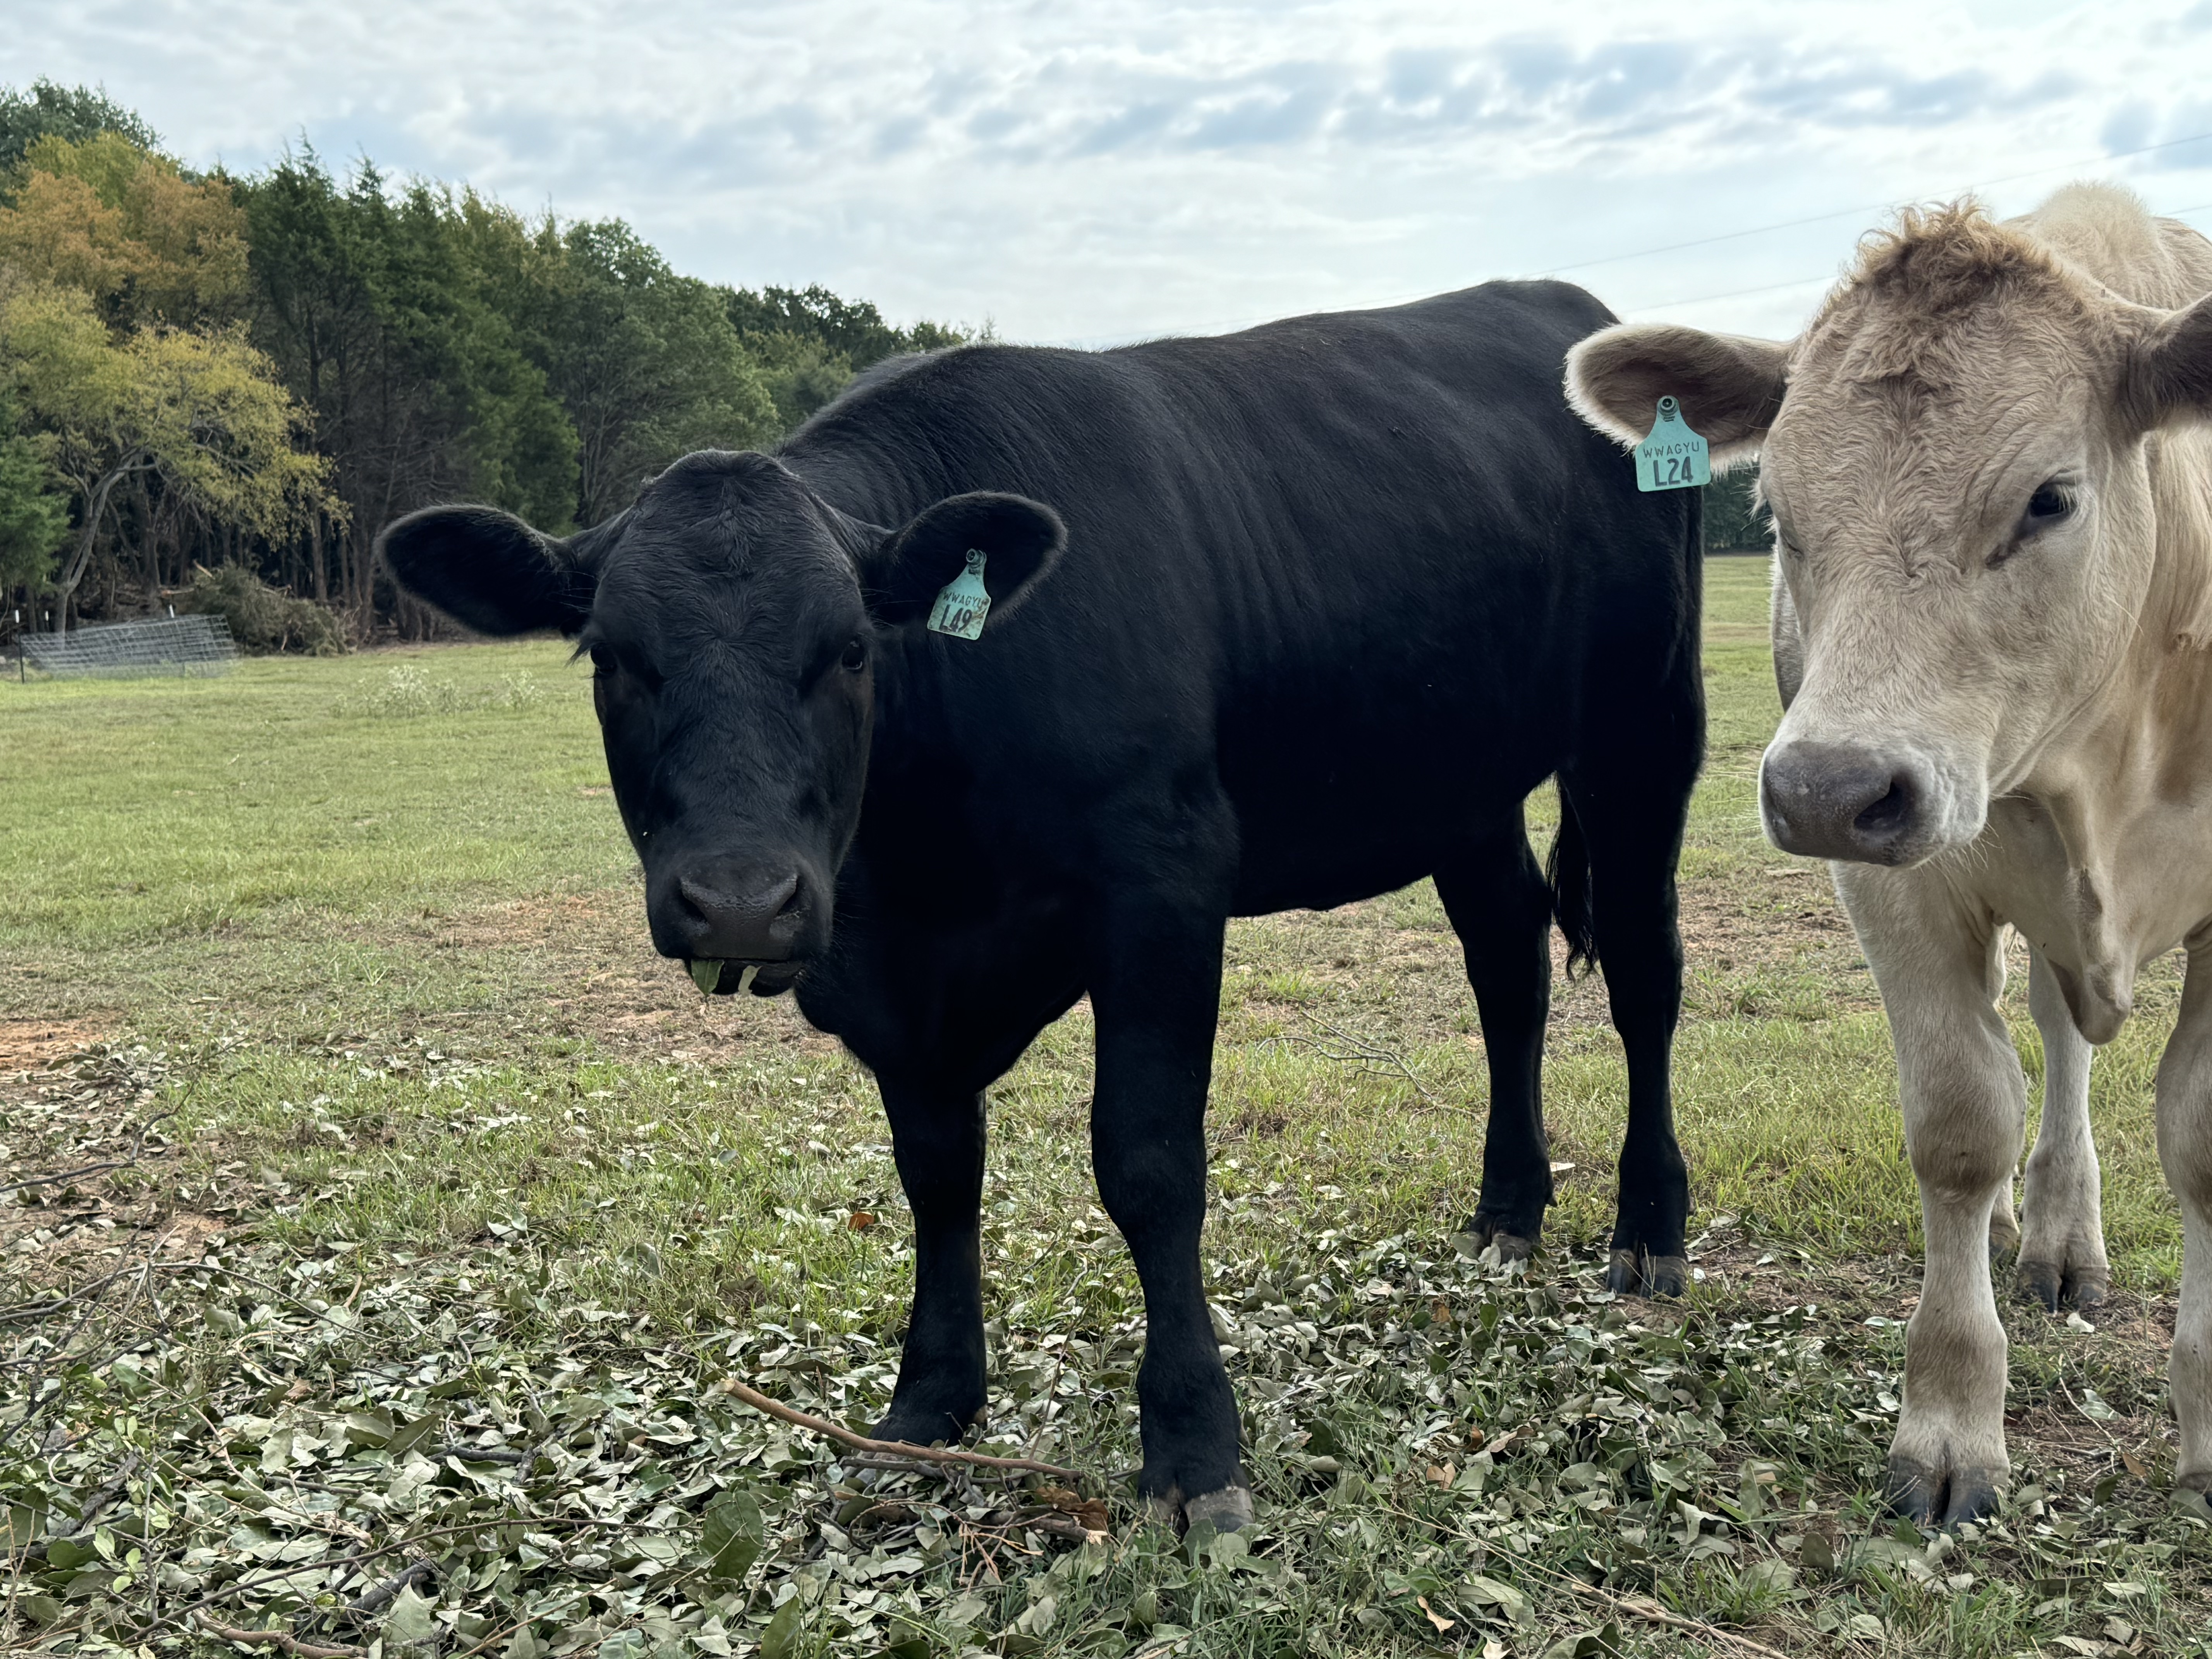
[1643,1253,1688,1297]
[870,1398,981,1449]
[1147,1485,1254,1534]
[1606,1249,1687,1297]
[1465,1210,1540,1263]
[2016,1257,2106,1314]
[1604,1250,1637,1293]
[1488,1231,1537,1264]
[1885,1455,2003,1528]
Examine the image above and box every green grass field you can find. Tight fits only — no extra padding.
[2,558,2205,1658]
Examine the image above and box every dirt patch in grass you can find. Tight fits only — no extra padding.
[1681,865,1855,963]
[0,1017,114,1081]
[419,890,631,950]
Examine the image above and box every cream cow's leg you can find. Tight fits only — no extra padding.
[2156,943,2212,1493]
[1835,862,2025,1525]
[2016,944,2109,1310]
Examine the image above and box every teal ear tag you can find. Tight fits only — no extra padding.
[1634,396,1711,492]
[926,549,991,640]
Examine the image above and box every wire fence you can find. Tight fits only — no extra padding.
[17,614,237,679]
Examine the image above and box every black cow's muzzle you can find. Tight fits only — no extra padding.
[652,853,828,985]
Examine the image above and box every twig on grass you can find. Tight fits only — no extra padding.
[0,1265,155,1325]
[1534,1562,1796,1659]
[956,1518,1019,1588]
[61,1453,141,1537]
[1596,1589,1795,1659]
[344,1558,435,1617]
[1266,1013,1472,1116]
[1011,1510,1104,1546]
[718,1376,1085,1479]
[0,1111,177,1196]
[450,1613,539,1659]
[193,1611,365,1658]
[422,1443,529,1465]
[0,1224,156,1456]
[187,1262,414,1381]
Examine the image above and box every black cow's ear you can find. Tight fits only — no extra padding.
[378,505,598,637]
[866,492,1066,630]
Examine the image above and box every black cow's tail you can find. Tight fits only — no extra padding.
[1547,781,1597,976]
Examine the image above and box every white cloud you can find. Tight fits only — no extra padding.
[9,0,2211,344]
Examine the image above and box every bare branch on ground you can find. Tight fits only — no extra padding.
[192,1611,365,1658]
[717,1377,1085,1479]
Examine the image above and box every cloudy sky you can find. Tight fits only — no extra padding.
[12,1,2212,345]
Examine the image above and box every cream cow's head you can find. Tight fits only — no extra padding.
[1567,196,2212,866]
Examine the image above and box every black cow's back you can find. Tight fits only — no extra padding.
[780,280,1698,916]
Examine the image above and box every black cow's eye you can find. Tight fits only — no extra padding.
[2024,481,2074,528]
[840,637,867,672]
[589,646,615,674]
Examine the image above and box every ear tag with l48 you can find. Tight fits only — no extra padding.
[926,549,991,640]
[1635,396,1710,492]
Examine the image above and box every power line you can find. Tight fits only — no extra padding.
[1634,274,1836,314]
[1633,198,2212,316]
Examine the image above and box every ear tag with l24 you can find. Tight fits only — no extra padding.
[926,548,991,640]
[1635,396,1711,492]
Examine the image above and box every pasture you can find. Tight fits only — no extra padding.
[2,556,2206,1657]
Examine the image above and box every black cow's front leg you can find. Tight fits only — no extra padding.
[872,1077,989,1444]
[1089,898,1247,1529]
[1436,816,1556,1259]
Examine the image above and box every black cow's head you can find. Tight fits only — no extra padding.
[379,450,1065,994]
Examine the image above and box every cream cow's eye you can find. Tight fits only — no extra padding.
[2023,481,2075,529]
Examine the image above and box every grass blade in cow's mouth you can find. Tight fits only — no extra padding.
[689,959,766,997]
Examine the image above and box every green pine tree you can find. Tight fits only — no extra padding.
[0,383,69,594]
[1704,468,1771,552]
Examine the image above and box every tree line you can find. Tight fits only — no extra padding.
[0,81,973,641]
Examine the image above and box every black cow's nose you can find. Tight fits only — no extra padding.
[1761,741,1926,864]
[674,862,810,961]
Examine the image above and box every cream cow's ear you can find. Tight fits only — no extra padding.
[1566,325,1792,470]
[2130,290,2212,429]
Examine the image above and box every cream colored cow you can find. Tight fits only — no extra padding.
[1566,183,2212,1527]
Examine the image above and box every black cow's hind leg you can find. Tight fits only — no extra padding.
[872,1077,991,1445]
[1436,814,1555,1261]
[1088,893,1248,1529]
[1570,767,1694,1297]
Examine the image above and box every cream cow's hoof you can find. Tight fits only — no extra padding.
[1885,1451,2006,1528]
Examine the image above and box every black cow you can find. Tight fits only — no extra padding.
[379,281,1705,1531]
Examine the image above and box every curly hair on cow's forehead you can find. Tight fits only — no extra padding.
[1798,199,2099,388]
[1855,201,2065,306]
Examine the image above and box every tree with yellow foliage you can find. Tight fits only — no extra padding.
[0,285,338,626]
[0,132,247,328]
